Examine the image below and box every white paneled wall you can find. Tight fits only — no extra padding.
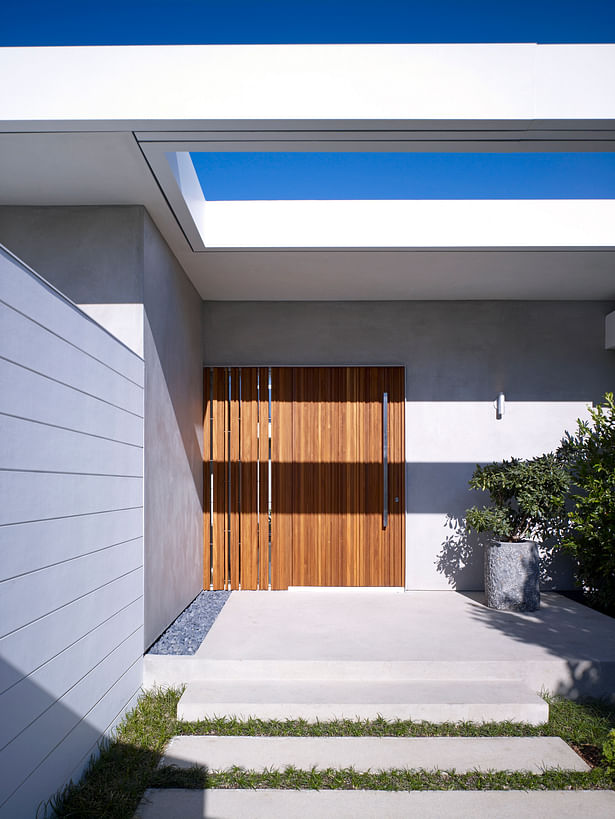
[0,246,144,818]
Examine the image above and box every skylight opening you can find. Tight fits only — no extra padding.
[191,152,615,202]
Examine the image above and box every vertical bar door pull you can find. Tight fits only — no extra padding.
[383,391,388,530]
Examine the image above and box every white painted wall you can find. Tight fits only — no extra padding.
[79,303,144,357]
[1,44,614,125]
[0,247,144,817]
[203,300,615,591]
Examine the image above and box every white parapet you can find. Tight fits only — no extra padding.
[0,44,614,126]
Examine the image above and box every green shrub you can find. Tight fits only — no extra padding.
[603,729,615,776]
[465,455,570,542]
[558,393,615,614]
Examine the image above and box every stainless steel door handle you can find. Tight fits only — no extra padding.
[383,391,388,530]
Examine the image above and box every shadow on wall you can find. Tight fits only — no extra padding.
[0,654,205,818]
[436,514,579,592]
[405,461,576,591]
[0,657,121,819]
[436,514,484,591]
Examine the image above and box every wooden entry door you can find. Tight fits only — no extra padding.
[292,367,404,586]
[204,366,404,589]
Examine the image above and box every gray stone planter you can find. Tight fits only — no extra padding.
[484,540,540,611]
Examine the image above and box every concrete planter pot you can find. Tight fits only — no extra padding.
[484,540,540,612]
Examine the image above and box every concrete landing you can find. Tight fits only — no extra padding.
[135,789,615,818]
[142,591,615,700]
[161,735,589,773]
[177,679,548,724]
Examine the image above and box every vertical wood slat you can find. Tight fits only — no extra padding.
[258,367,269,589]
[229,368,240,590]
[203,368,212,589]
[271,367,292,589]
[291,367,309,586]
[240,367,258,589]
[211,367,227,589]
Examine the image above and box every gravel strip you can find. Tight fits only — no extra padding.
[147,590,231,655]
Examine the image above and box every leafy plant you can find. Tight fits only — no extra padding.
[465,455,570,542]
[603,729,615,776]
[558,393,615,614]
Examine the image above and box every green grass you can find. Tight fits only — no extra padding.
[45,687,615,819]
[150,765,613,792]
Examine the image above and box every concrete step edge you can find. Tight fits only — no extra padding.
[136,788,615,819]
[161,735,589,773]
[144,655,581,686]
[176,679,548,724]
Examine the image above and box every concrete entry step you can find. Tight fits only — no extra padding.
[177,680,548,724]
[161,735,588,773]
[144,655,595,688]
[136,789,615,819]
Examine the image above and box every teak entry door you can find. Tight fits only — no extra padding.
[292,367,404,586]
[204,366,405,589]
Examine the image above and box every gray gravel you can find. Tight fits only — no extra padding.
[146,590,231,655]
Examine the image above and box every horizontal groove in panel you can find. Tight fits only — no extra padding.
[1,537,142,583]
[0,538,143,637]
[0,355,143,420]
[0,252,144,386]
[0,509,143,581]
[0,472,143,526]
[0,304,143,416]
[0,631,143,808]
[0,671,142,819]
[63,684,142,808]
[0,358,143,445]
[0,296,144,389]
[0,598,143,751]
[0,415,143,477]
[0,571,143,695]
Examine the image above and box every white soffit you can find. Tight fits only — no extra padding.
[195,200,615,249]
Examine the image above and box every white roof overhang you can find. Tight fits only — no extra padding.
[0,44,613,299]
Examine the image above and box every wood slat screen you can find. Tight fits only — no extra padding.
[203,366,404,590]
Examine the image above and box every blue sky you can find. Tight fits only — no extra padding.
[1,1,614,45]
[191,153,615,200]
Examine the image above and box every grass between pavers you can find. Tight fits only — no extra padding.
[46,687,615,818]
[150,765,612,792]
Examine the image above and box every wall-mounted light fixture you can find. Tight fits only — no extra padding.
[496,392,505,420]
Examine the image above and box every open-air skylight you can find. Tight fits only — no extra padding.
[160,150,615,249]
[191,152,615,201]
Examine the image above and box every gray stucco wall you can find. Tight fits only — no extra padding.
[0,247,144,817]
[0,207,203,648]
[203,300,615,591]
[143,215,203,647]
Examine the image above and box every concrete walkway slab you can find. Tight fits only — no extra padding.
[196,591,615,664]
[182,591,615,701]
[135,788,615,818]
[161,735,589,773]
[177,679,547,724]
